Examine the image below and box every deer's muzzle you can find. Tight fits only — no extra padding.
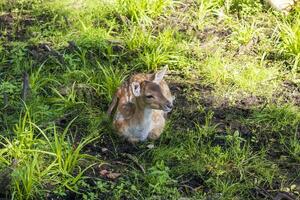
[163,101,173,112]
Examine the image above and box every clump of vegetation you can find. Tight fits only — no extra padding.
[0,0,299,199]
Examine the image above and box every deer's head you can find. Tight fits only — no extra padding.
[131,67,173,112]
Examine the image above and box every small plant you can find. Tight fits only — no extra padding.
[125,27,182,70]
[278,17,300,71]
[190,0,223,30]
[231,21,258,46]
[96,63,127,102]
[116,0,172,24]
[194,111,218,138]
[0,110,99,199]
[0,81,18,103]
[145,160,179,197]
[283,130,300,161]
[199,52,280,99]
[246,105,300,134]
[49,82,85,109]
[226,0,262,15]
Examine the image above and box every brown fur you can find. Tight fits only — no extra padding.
[107,67,174,143]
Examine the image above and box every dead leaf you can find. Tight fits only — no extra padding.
[147,144,155,149]
[99,169,121,180]
[100,169,109,176]
[106,172,121,180]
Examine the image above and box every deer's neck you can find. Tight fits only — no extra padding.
[142,107,152,122]
[130,100,153,141]
[135,100,153,123]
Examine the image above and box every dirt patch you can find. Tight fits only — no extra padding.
[167,78,214,130]
[0,12,35,41]
[27,43,54,62]
[168,77,257,135]
[195,26,232,42]
[0,13,14,28]
[274,80,300,106]
[178,175,206,195]
[84,128,146,162]
[0,9,68,42]
[0,13,14,40]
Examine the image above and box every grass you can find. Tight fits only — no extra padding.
[278,15,300,72]
[0,0,300,199]
[1,110,100,199]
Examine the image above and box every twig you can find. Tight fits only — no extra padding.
[44,44,65,65]
[68,41,81,52]
[180,184,195,191]
[256,186,274,199]
[3,92,8,107]
[21,72,30,101]
[63,15,70,27]
[273,192,295,200]
[121,153,145,174]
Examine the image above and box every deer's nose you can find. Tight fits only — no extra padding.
[166,101,173,110]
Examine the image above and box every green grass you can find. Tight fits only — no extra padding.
[0,0,300,199]
[278,15,300,72]
[1,110,100,199]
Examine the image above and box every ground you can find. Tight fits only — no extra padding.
[0,0,300,199]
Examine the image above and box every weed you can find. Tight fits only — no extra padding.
[288,132,300,161]
[227,0,262,15]
[151,112,278,198]
[199,52,280,100]
[116,0,172,25]
[0,109,99,199]
[146,161,178,196]
[231,21,258,45]
[278,17,300,71]
[96,63,127,102]
[246,105,300,134]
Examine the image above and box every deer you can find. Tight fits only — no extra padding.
[107,67,174,143]
[265,0,298,14]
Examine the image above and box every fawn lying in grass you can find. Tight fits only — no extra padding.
[107,67,174,143]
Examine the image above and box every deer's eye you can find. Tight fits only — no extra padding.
[146,95,154,99]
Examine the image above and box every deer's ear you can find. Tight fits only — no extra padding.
[131,82,141,97]
[154,66,168,83]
